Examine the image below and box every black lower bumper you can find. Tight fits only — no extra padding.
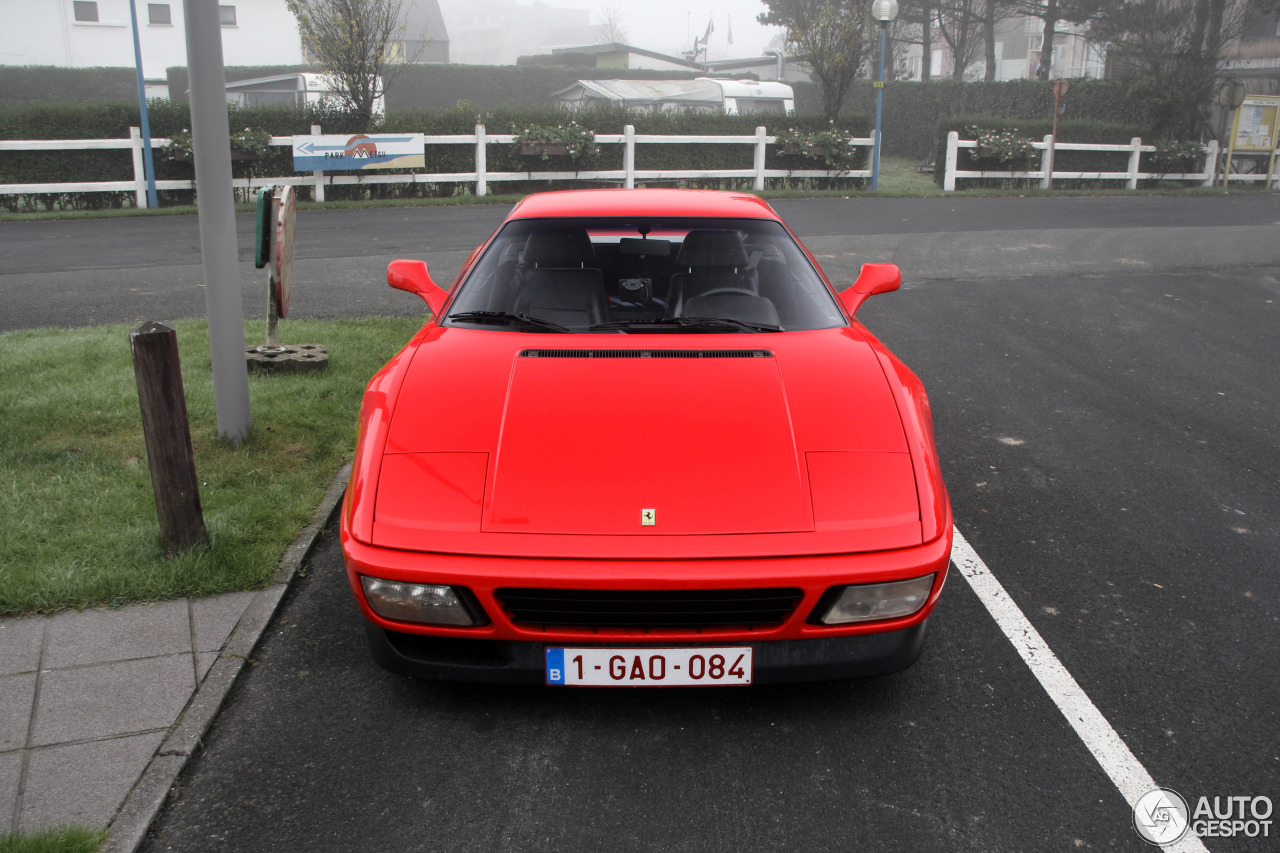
[364,620,928,685]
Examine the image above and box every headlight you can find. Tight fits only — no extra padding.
[812,574,935,625]
[360,576,481,626]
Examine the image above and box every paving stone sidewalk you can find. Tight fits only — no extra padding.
[0,463,349,851]
[1,592,258,833]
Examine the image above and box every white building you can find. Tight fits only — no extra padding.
[439,0,595,66]
[0,0,304,97]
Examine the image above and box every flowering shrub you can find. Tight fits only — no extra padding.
[513,121,599,161]
[967,125,1038,165]
[165,128,193,159]
[165,126,272,159]
[231,126,273,156]
[774,122,860,172]
[1149,139,1207,176]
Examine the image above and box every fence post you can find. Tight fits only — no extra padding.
[1039,134,1053,190]
[129,321,208,555]
[623,125,635,189]
[475,124,487,197]
[130,126,148,208]
[1126,137,1142,190]
[753,127,768,191]
[943,131,959,191]
[311,124,325,202]
[1203,140,1219,187]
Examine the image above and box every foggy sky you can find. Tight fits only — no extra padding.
[463,0,784,61]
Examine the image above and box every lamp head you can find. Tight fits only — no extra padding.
[872,0,899,21]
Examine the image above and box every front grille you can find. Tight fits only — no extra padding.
[520,349,772,359]
[493,587,803,632]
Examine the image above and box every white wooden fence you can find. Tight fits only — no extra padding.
[0,124,876,209]
[941,131,1254,191]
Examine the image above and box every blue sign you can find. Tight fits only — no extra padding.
[292,133,425,171]
[545,647,565,685]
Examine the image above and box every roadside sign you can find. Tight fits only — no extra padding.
[1229,96,1280,152]
[254,185,275,269]
[292,133,425,171]
[274,186,295,319]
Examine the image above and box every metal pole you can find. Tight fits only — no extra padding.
[184,0,251,443]
[128,0,158,208]
[872,22,887,191]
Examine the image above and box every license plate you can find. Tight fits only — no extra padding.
[546,647,752,686]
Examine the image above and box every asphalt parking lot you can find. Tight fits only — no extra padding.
[6,195,1277,850]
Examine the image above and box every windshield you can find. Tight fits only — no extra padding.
[444,217,847,333]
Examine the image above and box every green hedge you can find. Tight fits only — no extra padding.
[819,78,1157,160]
[0,102,870,208]
[0,66,140,106]
[933,116,1153,189]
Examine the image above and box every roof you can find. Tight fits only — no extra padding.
[553,78,794,106]
[550,42,702,69]
[554,78,724,105]
[507,189,779,220]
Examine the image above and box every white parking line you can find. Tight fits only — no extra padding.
[950,527,1209,853]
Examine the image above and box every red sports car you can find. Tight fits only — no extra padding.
[341,189,951,685]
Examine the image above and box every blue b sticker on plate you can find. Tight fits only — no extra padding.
[545,648,566,684]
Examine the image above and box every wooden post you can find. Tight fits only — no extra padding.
[753,126,767,191]
[475,124,487,197]
[623,125,635,189]
[129,321,208,554]
[943,131,959,191]
[311,124,325,202]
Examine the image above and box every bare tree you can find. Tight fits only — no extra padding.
[1090,0,1267,136]
[896,0,935,80]
[598,5,630,44]
[935,0,986,78]
[1010,0,1101,79]
[759,0,875,118]
[286,0,413,129]
[981,0,1019,79]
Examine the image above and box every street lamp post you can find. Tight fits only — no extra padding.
[871,0,899,191]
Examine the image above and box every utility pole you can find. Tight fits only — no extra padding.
[183,0,251,443]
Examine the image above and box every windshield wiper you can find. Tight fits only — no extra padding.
[448,311,572,333]
[590,316,783,333]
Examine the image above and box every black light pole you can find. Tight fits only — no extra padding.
[871,0,899,191]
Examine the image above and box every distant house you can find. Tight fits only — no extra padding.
[442,0,594,66]
[549,43,704,72]
[379,0,449,65]
[553,78,795,115]
[0,0,305,98]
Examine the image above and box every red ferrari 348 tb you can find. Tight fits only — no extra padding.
[341,189,951,686]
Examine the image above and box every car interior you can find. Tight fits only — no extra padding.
[445,218,847,333]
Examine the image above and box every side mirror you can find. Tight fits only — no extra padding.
[387,259,448,317]
[840,263,901,317]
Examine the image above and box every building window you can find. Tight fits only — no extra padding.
[219,5,236,25]
[148,3,171,25]
[73,1,99,22]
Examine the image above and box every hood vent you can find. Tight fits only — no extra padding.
[520,349,772,359]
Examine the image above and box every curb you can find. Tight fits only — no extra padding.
[102,461,351,853]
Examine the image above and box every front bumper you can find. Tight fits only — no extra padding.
[364,619,929,685]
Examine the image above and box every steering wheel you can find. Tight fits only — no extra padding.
[690,287,757,300]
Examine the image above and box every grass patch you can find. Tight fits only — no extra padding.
[0,827,108,853]
[0,315,423,615]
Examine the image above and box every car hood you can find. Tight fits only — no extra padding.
[373,328,921,557]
